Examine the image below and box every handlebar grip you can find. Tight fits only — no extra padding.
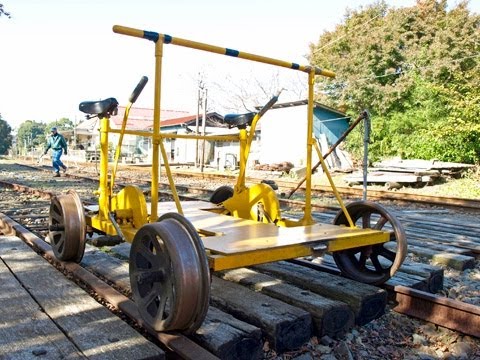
[113,25,145,39]
[129,76,148,103]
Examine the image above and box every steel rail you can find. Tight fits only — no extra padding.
[16,160,480,209]
[163,170,480,210]
[1,174,479,341]
[8,161,480,211]
[0,213,219,360]
[291,259,480,338]
[392,285,480,338]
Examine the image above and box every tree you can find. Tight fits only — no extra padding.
[17,120,47,151]
[46,117,74,132]
[0,3,10,18]
[309,0,480,163]
[0,114,12,154]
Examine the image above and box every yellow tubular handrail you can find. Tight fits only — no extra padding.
[112,25,335,78]
[112,24,350,225]
[313,141,355,228]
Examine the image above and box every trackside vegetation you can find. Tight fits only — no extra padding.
[309,0,480,164]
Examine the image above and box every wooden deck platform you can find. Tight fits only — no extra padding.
[0,235,165,360]
[156,201,389,255]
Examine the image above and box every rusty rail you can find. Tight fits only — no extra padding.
[392,285,480,338]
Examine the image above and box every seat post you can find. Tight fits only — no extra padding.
[98,114,111,221]
[235,128,248,193]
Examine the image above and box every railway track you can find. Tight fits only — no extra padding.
[113,164,480,210]
[1,160,479,359]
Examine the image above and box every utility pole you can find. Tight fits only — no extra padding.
[195,88,200,168]
[200,89,207,173]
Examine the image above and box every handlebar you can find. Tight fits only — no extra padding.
[129,76,148,103]
[257,89,283,117]
[113,25,335,78]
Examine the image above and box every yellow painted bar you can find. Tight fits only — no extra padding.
[327,231,388,252]
[88,216,117,236]
[302,70,315,225]
[235,128,249,192]
[208,245,314,271]
[162,133,239,142]
[207,230,389,271]
[113,25,335,78]
[110,102,133,198]
[149,40,163,222]
[98,117,110,221]
[153,38,183,216]
[87,215,136,242]
[313,142,355,228]
[107,129,239,143]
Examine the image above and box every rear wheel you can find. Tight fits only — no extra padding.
[332,201,407,285]
[48,190,86,262]
[210,185,234,204]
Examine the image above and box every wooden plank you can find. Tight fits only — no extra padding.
[397,243,475,270]
[311,255,443,294]
[219,267,354,338]
[0,235,165,360]
[402,219,480,241]
[193,307,263,360]
[210,276,312,353]
[402,234,473,255]
[322,254,443,292]
[344,172,423,184]
[0,248,84,360]
[253,261,387,325]
[252,261,387,326]
[80,245,263,360]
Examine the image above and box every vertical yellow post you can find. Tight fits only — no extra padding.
[98,116,110,221]
[150,40,163,222]
[235,128,248,192]
[302,70,315,225]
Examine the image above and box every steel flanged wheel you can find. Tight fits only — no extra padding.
[332,201,407,285]
[130,213,210,333]
[48,190,86,262]
[210,185,234,204]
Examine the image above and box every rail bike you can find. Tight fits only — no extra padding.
[48,25,407,334]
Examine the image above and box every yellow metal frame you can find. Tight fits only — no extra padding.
[84,25,390,270]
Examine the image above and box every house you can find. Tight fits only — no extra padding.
[75,106,226,164]
[73,100,351,170]
[258,100,351,169]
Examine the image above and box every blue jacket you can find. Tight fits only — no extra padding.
[45,133,68,154]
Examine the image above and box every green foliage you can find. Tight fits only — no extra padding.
[17,120,47,151]
[0,114,12,154]
[46,118,74,132]
[310,0,480,164]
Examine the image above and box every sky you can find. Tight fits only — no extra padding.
[0,0,478,130]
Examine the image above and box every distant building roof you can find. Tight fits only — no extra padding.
[259,100,348,118]
[75,106,226,134]
[110,106,191,130]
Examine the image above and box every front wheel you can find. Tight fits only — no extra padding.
[129,214,210,333]
[332,201,407,285]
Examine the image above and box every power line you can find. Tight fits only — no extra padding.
[312,12,382,55]
[333,52,480,84]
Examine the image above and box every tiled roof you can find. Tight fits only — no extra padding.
[110,106,191,130]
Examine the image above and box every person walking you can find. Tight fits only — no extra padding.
[44,127,68,177]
